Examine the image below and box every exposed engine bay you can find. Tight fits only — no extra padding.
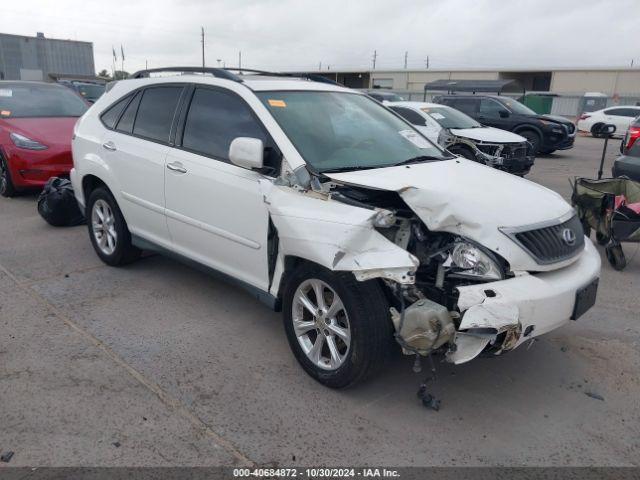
[330,182,522,364]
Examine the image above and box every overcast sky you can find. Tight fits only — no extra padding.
[2,0,638,74]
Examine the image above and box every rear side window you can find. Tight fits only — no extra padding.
[448,98,479,115]
[100,94,131,129]
[115,91,142,134]
[607,108,640,117]
[389,106,427,126]
[133,86,183,143]
[182,88,267,160]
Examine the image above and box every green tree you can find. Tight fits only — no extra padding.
[113,70,130,80]
[97,69,111,79]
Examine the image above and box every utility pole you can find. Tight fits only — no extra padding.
[145,60,148,70]
[319,61,322,71]
[632,59,635,68]
[372,50,377,70]
[404,51,408,69]
[201,27,205,68]
[238,51,242,70]
[425,55,430,69]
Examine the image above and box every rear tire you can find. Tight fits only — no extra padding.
[519,130,542,155]
[0,156,17,198]
[86,187,141,266]
[591,123,604,138]
[282,264,392,389]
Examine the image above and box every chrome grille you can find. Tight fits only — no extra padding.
[502,214,585,265]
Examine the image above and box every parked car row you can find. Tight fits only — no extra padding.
[65,68,601,389]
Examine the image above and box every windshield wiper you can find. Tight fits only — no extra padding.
[393,155,451,166]
[321,165,380,174]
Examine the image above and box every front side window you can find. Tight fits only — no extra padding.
[479,98,506,117]
[182,88,267,160]
[0,84,88,118]
[498,98,536,115]
[257,91,450,173]
[421,106,481,129]
[133,86,183,143]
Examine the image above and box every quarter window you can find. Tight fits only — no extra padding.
[182,88,267,161]
[132,86,183,143]
[115,91,141,134]
[101,94,131,129]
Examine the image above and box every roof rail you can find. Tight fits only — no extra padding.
[129,67,243,82]
[224,68,342,86]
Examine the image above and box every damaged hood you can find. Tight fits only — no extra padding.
[449,126,526,144]
[326,159,575,272]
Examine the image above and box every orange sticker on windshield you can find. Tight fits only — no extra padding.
[0,110,10,116]
[268,99,286,107]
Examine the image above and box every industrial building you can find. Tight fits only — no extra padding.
[0,32,95,82]
[306,67,640,116]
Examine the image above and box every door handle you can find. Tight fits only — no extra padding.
[166,161,187,174]
[102,141,116,151]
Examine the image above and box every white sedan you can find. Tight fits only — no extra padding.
[577,106,640,137]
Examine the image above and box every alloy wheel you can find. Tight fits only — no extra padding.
[292,279,351,370]
[91,199,118,255]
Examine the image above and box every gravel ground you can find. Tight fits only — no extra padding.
[0,134,638,467]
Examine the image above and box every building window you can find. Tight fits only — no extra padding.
[372,78,394,89]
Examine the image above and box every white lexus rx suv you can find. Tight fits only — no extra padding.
[71,68,601,388]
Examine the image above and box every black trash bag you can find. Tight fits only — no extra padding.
[37,177,85,227]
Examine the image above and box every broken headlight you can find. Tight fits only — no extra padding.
[447,239,503,281]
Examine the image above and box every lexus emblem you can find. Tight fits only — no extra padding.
[561,228,576,246]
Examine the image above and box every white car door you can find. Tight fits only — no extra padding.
[164,86,275,290]
[604,108,638,136]
[101,86,184,247]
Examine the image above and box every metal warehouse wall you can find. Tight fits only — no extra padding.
[368,68,640,96]
[0,33,95,81]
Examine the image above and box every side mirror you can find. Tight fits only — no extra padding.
[499,109,510,118]
[229,137,264,170]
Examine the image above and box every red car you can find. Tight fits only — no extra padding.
[0,81,88,197]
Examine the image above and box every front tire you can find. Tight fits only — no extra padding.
[519,130,542,155]
[0,156,17,198]
[86,187,141,266]
[447,144,476,161]
[282,264,392,389]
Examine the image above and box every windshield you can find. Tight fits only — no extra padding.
[500,98,536,116]
[421,106,481,129]
[257,91,449,172]
[0,83,88,118]
[75,83,105,101]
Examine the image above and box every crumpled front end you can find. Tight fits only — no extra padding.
[267,159,601,366]
[439,129,534,175]
[447,239,601,363]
